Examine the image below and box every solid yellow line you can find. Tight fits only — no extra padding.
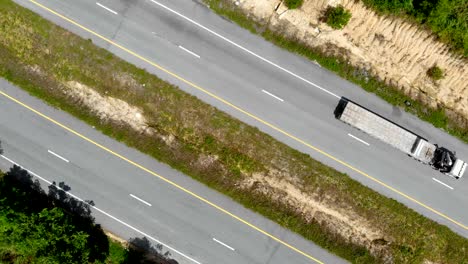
[25,0,467,240]
[0,89,325,263]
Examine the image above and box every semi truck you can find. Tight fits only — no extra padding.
[334,97,467,179]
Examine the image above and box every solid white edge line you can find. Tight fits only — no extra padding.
[347,133,370,146]
[0,154,201,264]
[48,149,70,163]
[130,194,152,206]
[262,89,284,102]
[178,45,201,58]
[96,2,118,15]
[149,0,340,99]
[432,178,454,190]
[212,238,235,251]
[1,155,54,185]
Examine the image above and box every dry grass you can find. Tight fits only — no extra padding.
[0,1,467,263]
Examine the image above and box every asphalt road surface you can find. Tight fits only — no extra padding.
[0,80,347,263]
[10,0,468,242]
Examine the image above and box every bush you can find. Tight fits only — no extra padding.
[323,5,352,29]
[427,65,444,80]
[284,0,303,9]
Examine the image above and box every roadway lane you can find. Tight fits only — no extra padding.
[0,80,347,263]
[12,0,468,237]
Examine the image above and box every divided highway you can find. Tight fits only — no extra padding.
[15,0,468,236]
[0,80,346,263]
[10,0,468,244]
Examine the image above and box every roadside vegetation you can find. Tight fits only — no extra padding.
[260,30,467,141]
[0,1,467,263]
[427,64,444,81]
[284,0,303,9]
[203,0,468,143]
[361,0,468,57]
[0,166,176,264]
[321,5,352,29]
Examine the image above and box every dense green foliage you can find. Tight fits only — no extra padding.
[0,166,176,264]
[427,65,444,80]
[0,166,108,263]
[322,5,352,29]
[361,0,468,56]
[284,0,304,9]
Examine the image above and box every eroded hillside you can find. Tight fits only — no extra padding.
[237,0,468,121]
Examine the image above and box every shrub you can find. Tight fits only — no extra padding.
[323,5,352,29]
[427,65,444,80]
[284,0,303,9]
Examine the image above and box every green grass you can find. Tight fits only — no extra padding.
[106,241,128,263]
[284,0,304,9]
[1,0,467,263]
[203,0,262,34]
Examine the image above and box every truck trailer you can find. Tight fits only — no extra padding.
[334,97,467,179]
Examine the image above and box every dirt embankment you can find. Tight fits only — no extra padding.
[237,0,468,120]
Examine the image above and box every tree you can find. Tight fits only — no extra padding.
[322,5,352,29]
[0,166,108,263]
[412,0,438,22]
[0,167,176,263]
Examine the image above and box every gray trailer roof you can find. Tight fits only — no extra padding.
[339,100,418,154]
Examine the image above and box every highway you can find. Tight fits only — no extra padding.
[8,0,468,245]
[15,0,468,236]
[0,80,347,263]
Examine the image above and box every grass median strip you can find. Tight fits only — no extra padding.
[0,0,467,263]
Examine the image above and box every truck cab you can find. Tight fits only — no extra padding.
[432,147,467,179]
[449,159,467,179]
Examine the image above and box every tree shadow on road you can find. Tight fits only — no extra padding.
[122,237,179,264]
